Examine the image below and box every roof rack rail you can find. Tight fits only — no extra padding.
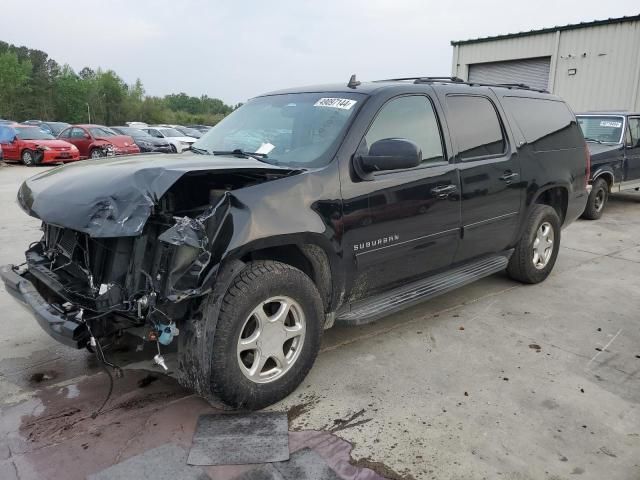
[373,76,465,83]
[373,76,548,93]
[380,76,548,93]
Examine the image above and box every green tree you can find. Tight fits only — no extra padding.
[0,51,32,119]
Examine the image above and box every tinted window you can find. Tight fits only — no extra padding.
[363,96,444,164]
[446,95,506,160]
[505,97,582,151]
[59,128,72,138]
[629,118,640,148]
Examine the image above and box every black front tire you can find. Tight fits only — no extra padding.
[581,178,608,220]
[507,204,561,284]
[178,260,324,410]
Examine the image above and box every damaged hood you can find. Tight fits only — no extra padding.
[17,153,297,237]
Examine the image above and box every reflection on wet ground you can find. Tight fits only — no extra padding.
[0,370,405,480]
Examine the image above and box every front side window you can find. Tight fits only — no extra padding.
[70,128,87,138]
[193,92,364,167]
[59,128,72,138]
[363,95,444,165]
[577,116,624,144]
[446,95,506,160]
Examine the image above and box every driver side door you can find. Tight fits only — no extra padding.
[0,127,19,160]
[625,117,640,182]
[344,94,461,299]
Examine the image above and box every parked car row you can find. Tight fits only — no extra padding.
[0,119,211,164]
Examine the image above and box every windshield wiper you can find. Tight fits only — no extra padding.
[189,145,210,154]
[584,137,603,144]
[212,149,278,165]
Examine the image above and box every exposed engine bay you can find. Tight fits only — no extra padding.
[16,166,297,372]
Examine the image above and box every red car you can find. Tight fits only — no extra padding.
[0,125,80,165]
[58,124,140,159]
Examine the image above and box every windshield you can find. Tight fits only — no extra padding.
[576,116,624,143]
[89,127,117,138]
[177,127,202,138]
[193,92,364,167]
[46,122,70,135]
[159,128,184,138]
[16,127,55,140]
[113,127,150,138]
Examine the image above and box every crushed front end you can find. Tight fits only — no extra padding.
[1,156,297,370]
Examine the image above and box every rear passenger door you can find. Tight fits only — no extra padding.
[441,92,521,262]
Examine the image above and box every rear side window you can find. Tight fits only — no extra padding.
[446,95,506,160]
[505,97,582,151]
[364,95,445,165]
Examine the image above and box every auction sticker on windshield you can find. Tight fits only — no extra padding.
[314,98,357,110]
[600,120,622,128]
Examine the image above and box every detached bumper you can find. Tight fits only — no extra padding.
[1,264,86,348]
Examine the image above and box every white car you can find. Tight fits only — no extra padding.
[142,127,196,153]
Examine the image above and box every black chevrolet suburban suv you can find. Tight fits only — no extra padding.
[1,77,589,409]
[576,112,640,219]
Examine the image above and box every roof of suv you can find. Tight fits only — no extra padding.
[260,77,554,98]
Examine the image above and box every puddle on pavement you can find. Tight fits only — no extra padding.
[0,369,407,480]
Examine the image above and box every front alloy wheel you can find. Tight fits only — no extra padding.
[21,150,35,166]
[177,260,324,410]
[90,148,104,159]
[237,296,306,384]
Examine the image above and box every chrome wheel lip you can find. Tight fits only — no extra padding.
[532,221,555,270]
[237,295,306,384]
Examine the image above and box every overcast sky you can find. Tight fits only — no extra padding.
[2,1,638,104]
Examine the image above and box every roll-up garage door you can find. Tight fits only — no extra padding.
[468,57,551,91]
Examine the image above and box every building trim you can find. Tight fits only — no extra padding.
[450,14,640,46]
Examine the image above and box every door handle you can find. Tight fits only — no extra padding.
[499,171,519,183]
[431,184,458,199]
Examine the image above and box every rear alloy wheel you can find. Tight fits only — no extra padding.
[21,149,35,166]
[507,204,561,284]
[90,148,104,159]
[581,178,608,220]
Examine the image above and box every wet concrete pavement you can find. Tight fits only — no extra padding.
[1,164,639,479]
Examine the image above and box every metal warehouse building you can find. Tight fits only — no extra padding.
[451,15,640,112]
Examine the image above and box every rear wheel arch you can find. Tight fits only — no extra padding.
[532,186,568,225]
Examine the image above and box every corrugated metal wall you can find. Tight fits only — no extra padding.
[468,57,551,91]
[452,20,640,112]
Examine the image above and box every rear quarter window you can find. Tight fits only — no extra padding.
[504,96,582,152]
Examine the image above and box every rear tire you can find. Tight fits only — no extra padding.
[21,149,35,166]
[507,204,561,284]
[170,144,177,153]
[581,178,608,220]
[178,260,324,410]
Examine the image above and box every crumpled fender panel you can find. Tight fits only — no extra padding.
[17,153,296,238]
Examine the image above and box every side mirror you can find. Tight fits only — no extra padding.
[357,138,421,173]
[12,136,18,143]
[84,133,91,139]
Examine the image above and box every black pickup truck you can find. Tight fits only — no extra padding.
[577,112,640,219]
[1,77,588,409]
